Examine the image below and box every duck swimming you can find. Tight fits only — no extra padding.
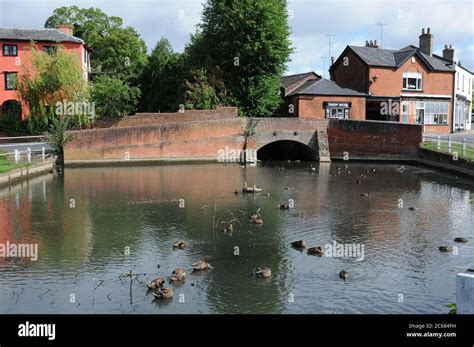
[170,268,186,281]
[152,287,173,299]
[173,240,187,249]
[191,261,212,271]
[147,277,165,290]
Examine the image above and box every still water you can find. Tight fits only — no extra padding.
[0,162,473,314]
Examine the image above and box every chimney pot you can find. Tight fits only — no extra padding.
[422,28,425,34]
[427,27,431,34]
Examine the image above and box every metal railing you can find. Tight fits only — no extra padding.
[0,135,48,144]
[422,135,474,159]
[0,146,52,164]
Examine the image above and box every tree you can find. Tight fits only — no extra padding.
[16,44,90,132]
[185,68,220,110]
[45,6,147,80]
[91,76,140,117]
[189,0,292,116]
[139,38,186,112]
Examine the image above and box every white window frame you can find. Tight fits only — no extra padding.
[403,72,422,91]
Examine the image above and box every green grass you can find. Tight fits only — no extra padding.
[421,141,474,161]
[0,152,30,174]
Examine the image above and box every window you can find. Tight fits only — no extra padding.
[3,44,17,56]
[43,45,57,55]
[326,107,349,119]
[415,102,424,124]
[422,102,449,125]
[457,72,460,90]
[403,72,422,90]
[462,74,465,92]
[4,72,18,90]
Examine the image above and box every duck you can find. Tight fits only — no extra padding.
[307,246,324,256]
[147,277,165,290]
[172,240,187,249]
[454,237,468,243]
[252,217,263,225]
[408,207,416,211]
[439,246,453,252]
[355,180,362,184]
[151,287,173,299]
[191,261,212,271]
[253,267,272,278]
[279,204,290,209]
[339,271,349,281]
[360,193,370,197]
[224,221,234,233]
[291,240,306,248]
[170,268,186,281]
[310,165,316,172]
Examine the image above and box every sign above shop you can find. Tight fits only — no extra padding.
[324,102,351,108]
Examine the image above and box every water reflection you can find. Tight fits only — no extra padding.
[0,163,473,313]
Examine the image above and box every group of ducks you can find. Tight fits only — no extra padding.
[291,240,348,281]
[439,237,469,252]
[147,240,272,300]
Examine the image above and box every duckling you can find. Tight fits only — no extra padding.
[279,204,290,209]
[408,207,416,211]
[147,277,165,290]
[191,261,212,271]
[454,237,468,243]
[170,268,186,281]
[310,165,316,172]
[234,190,240,195]
[253,267,272,278]
[172,240,187,249]
[339,271,349,281]
[360,193,370,197]
[307,246,324,256]
[291,240,306,248]
[439,246,453,252]
[152,287,173,299]
[252,217,263,225]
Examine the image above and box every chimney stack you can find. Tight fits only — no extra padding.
[442,44,455,62]
[331,56,335,65]
[365,40,379,48]
[419,27,433,56]
[56,24,73,36]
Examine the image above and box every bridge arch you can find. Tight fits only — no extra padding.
[257,139,318,161]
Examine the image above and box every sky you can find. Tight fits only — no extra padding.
[0,0,473,77]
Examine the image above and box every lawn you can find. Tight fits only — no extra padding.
[0,153,30,174]
[421,141,474,161]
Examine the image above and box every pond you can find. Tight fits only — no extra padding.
[0,162,473,314]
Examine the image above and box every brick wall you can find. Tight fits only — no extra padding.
[328,119,422,160]
[65,115,246,162]
[330,50,368,93]
[296,95,366,120]
[94,107,238,128]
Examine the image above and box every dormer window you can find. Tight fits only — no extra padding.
[402,72,422,91]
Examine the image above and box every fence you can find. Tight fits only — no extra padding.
[0,146,52,165]
[422,135,474,160]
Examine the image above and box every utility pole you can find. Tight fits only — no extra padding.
[325,34,334,68]
[377,23,387,47]
[321,56,327,78]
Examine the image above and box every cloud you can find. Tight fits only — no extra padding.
[0,0,472,71]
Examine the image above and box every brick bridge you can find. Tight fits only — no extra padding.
[247,118,330,162]
[64,107,421,164]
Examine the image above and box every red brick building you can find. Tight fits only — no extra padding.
[0,25,90,120]
[330,28,455,134]
[281,73,367,120]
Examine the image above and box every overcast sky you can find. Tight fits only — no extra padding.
[1,0,473,76]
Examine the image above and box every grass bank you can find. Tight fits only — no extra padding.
[421,141,474,161]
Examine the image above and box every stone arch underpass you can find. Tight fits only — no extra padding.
[249,118,330,162]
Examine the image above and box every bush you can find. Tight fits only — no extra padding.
[0,114,28,136]
[91,76,140,117]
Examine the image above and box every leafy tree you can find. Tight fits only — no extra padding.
[16,44,90,129]
[45,6,147,80]
[91,76,140,117]
[189,0,293,116]
[185,68,220,110]
[139,38,186,112]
